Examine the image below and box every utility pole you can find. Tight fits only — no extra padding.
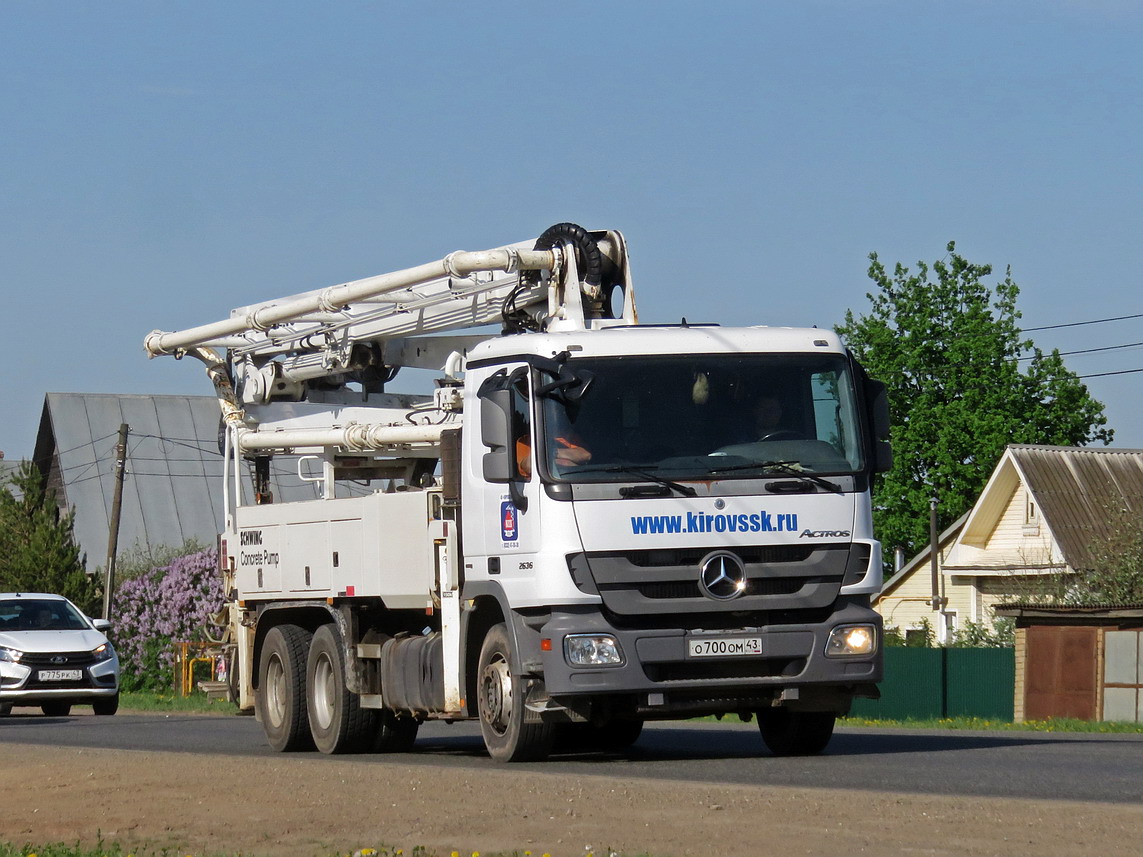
[102,423,129,620]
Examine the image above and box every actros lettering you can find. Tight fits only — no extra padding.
[799,529,852,539]
[630,511,799,536]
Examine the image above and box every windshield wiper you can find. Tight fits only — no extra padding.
[603,465,698,498]
[707,459,843,494]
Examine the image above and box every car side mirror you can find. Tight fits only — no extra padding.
[92,618,111,632]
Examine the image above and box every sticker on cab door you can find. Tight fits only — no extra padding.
[500,501,519,543]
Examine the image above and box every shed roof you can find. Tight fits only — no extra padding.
[32,393,323,570]
[1008,444,1143,570]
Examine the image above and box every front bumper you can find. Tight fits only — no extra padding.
[538,600,880,707]
[0,656,120,704]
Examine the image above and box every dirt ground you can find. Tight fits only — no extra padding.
[4,728,1143,857]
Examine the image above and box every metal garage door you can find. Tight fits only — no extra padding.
[1025,625,1098,721]
[1103,630,1143,722]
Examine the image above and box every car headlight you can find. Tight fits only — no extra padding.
[91,642,115,662]
[0,646,23,663]
[825,624,877,657]
[564,634,624,667]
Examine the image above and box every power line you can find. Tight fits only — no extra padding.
[1025,312,1143,332]
[1077,368,1143,379]
[1018,341,1143,361]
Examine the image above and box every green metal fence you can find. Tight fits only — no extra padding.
[849,647,1015,721]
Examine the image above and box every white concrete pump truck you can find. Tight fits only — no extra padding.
[145,223,891,761]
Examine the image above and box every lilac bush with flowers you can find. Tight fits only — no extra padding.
[113,547,224,692]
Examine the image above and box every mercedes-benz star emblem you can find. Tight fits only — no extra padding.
[698,551,748,600]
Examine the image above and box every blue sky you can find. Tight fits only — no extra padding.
[3,2,1142,459]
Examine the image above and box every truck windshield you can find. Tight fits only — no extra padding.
[538,353,866,483]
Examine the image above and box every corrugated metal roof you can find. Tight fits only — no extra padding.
[1010,444,1143,571]
[32,393,326,571]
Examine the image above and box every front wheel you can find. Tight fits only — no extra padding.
[257,624,314,752]
[41,702,72,717]
[477,623,554,762]
[757,709,836,756]
[92,693,119,716]
[306,624,375,754]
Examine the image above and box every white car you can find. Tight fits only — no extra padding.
[0,592,120,716]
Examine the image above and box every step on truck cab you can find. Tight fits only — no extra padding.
[145,222,890,760]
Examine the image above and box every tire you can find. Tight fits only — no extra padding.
[41,702,72,717]
[92,693,119,716]
[372,710,420,753]
[757,709,836,756]
[0,702,12,716]
[257,624,314,752]
[476,623,554,762]
[306,624,375,754]
[556,719,644,754]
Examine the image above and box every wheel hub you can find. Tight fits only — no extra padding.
[480,655,513,734]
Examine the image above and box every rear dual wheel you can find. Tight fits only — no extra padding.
[258,624,314,752]
[306,624,375,754]
[259,622,421,755]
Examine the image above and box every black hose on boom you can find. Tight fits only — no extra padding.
[503,222,602,332]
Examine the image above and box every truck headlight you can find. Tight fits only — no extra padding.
[564,634,624,667]
[825,624,877,657]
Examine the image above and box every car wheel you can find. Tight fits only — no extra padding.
[41,702,72,717]
[0,702,12,716]
[93,692,119,716]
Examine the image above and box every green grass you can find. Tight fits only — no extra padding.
[841,714,1143,733]
[119,691,237,715]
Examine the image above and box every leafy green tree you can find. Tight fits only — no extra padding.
[837,242,1112,562]
[0,461,100,614]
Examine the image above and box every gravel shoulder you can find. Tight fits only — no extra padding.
[4,739,1143,857]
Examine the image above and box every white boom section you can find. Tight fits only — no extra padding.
[143,244,557,358]
[145,228,633,457]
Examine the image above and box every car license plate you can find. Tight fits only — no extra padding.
[687,637,762,657]
[38,669,82,681]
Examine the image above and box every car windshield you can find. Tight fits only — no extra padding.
[538,353,866,483]
[0,599,89,632]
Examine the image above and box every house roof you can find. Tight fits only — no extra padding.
[876,511,969,601]
[32,393,325,571]
[1008,444,1143,571]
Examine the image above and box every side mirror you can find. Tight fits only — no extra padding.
[478,375,513,484]
[92,618,111,632]
[865,378,893,474]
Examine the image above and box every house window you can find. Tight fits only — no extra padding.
[943,611,958,641]
[1023,492,1041,536]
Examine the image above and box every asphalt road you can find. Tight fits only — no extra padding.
[2,711,1141,804]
